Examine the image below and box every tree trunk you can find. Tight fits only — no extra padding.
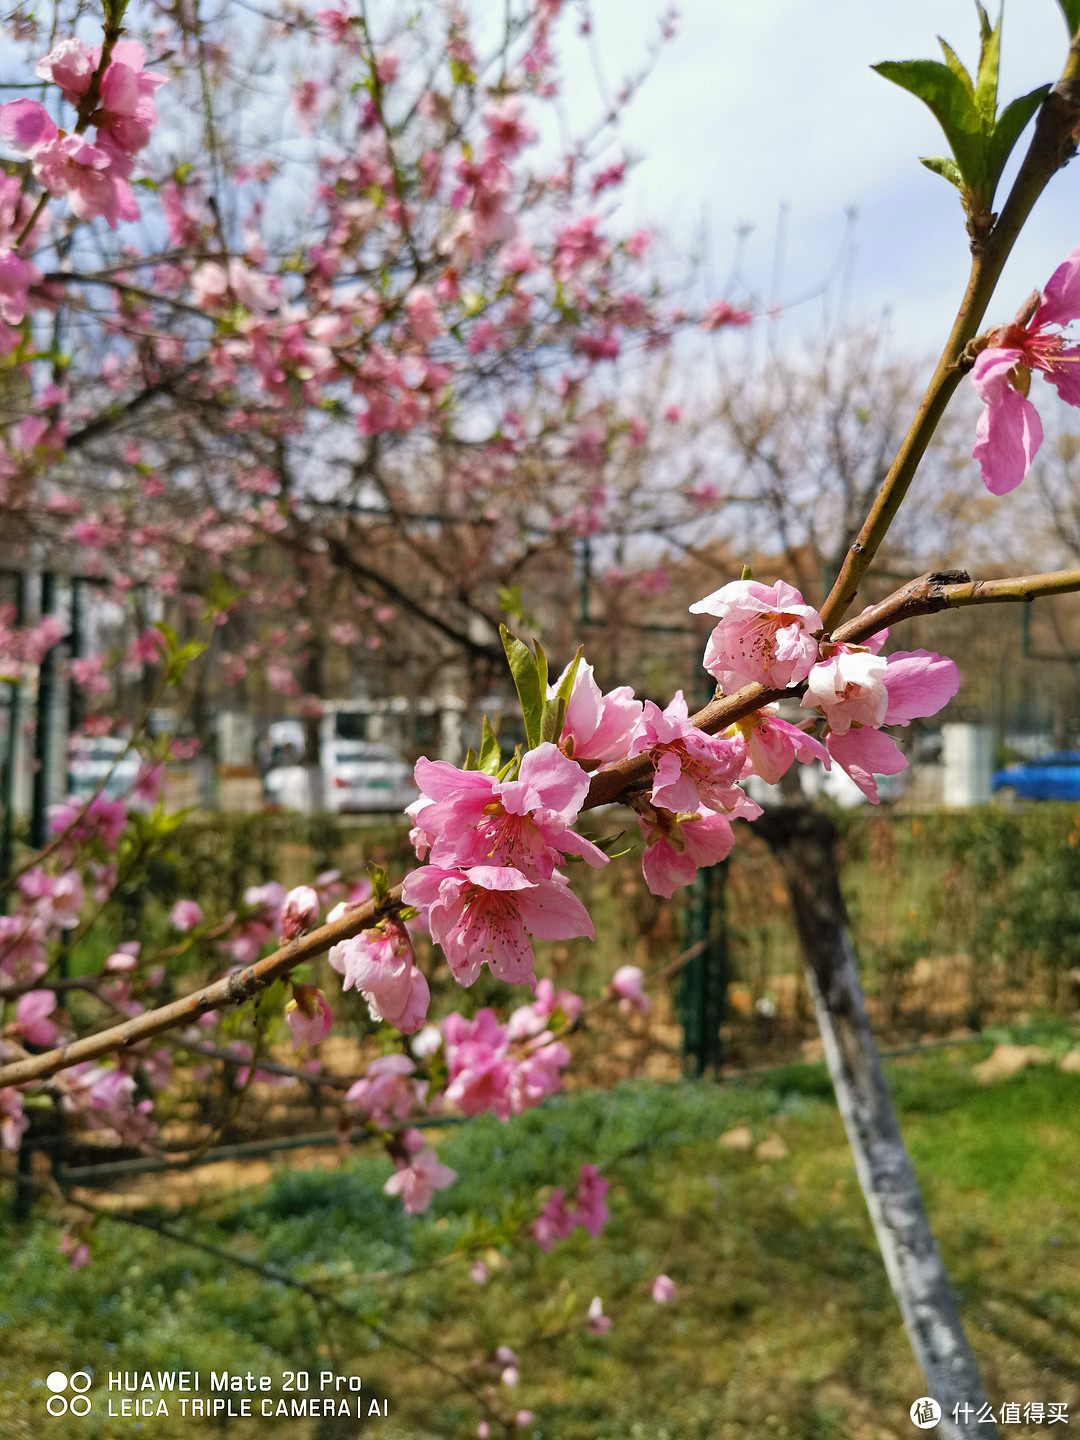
[755,805,994,1440]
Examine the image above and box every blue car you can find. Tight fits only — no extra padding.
[992,750,1080,802]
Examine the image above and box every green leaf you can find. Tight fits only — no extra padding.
[972,5,1000,127]
[497,745,522,781]
[740,564,755,582]
[462,746,479,771]
[937,38,974,99]
[919,154,965,189]
[540,695,567,744]
[872,58,986,191]
[553,644,584,708]
[497,583,538,631]
[478,715,502,775]
[500,624,544,750]
[984,84,1051,196]
[366,861,390,906]
[533,639,549,698]
[1057,0,1080,35]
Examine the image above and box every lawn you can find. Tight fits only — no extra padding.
[3,1022,1079,1439]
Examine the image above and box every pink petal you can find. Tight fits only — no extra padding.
[1033,244,1080,329]
[970,346,1025,404]
[517,878,594,941]
[972,385,1042,495]
[826,729,907,804]
[882,650,959,725]
[517,741,590,817]
[1044,345,1080,407]
[0,99,57,152]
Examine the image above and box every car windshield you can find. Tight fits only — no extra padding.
[334,744,400,764]
[73,741,128,762]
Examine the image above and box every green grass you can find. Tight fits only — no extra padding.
[3,1033,1080,1438]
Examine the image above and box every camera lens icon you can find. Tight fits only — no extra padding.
[44,1371,92,1416]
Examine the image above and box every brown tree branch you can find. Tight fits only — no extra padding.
[4,566,1080,1089]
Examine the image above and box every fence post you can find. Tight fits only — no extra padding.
[30,570,58,849]
[0,572,26,906]
[678,859,729,1076]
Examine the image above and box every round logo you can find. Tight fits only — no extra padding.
[41,1372,92,1416]
[910,1397,942,1429]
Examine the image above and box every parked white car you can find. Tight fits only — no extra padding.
[67,736,141,801]
[264,741,417,815]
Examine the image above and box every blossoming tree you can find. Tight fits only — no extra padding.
[4,0,1080,1434]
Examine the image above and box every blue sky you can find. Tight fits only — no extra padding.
[559,0,1080,354]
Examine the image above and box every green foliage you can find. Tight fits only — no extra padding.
[156,622,209,687]
[366,859,391,906]
[477,715,502,775]
[1057,0,1080,35]
[497,583,538,632]
[500,624,546,750]
[873,6,1051,218]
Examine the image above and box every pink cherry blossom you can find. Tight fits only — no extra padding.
[35,38,166,155]
[315,6,358,48]
[285,984,333,1049]
[329,919,430,1033]
[280,885,319,940]
[402,865,593,989]
[0,101,140,228]
[507,976,582,1039]
[383,1144,457,1213]
[690,579,822,692]
[638,802,759,899]
[60,1232,91,1270]
[482,97,537,158]
[629,691,745,813]
[0,250,40,326]
[652,1274,676,1303]
[442,1008,516,1117]
[571,1163,609,1236]
[610,964,650,1015]
[405,286,441,344]
[548,659,642,767]
[130,762,164,810]
[14,988,59,1045]
[532,1187,575,1250]
[587,1296,611,1335]
[700,300,752,330]
[104,946,139,973]
[971,244,1080,494]
[411,742,607,878]
[802,647,959,802]
[801,648,888,736]
[131,627,165,662]
[48,793,127,848]
[170,899,204,931]
[735,709,830,785]
[0,1086,27,1150]
[470,1261,489,1284]
[344,1054,421,1125]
